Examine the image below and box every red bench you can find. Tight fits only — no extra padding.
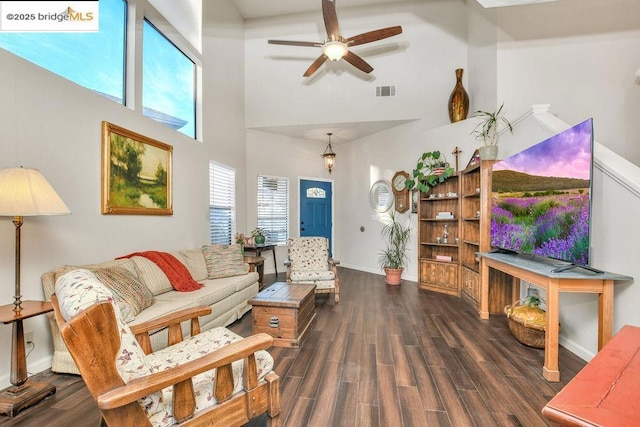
[542,325,640,426]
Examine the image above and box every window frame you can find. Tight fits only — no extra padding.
[0,0,127,104]
[141,16,197,138]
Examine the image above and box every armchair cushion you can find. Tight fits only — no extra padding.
[286,237,340,301]
[147,327,274,411]
[55,269,165,419]
[287,237,330,271]
[290,270,335,282]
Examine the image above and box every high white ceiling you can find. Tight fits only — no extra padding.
[232,0,411,20]
[230,0,556,143]
[231,0,557,20]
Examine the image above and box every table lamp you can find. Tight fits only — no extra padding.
[0,167,70,416]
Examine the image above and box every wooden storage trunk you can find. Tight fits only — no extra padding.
[249,282,316,348]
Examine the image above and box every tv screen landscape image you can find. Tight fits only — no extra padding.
[490,119,593,266]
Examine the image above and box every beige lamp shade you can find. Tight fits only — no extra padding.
[0,167,70,216]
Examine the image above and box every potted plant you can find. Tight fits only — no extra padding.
[405,151,455,194]
[471,102,513,160]
[251,228,267,245]
[378,211,411,285]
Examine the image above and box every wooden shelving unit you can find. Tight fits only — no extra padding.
[459,160,511,312]
[415,161,511,312]
[417,174,461,297]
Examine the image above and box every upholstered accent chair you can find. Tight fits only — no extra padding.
[51,269,280,426]
[284,237,340,303]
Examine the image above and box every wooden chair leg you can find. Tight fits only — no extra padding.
[267,414,281,427]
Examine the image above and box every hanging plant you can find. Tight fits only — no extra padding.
[405,151,455,193]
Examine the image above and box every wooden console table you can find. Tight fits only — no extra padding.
[479,252,632,382]
[543,325,640,425]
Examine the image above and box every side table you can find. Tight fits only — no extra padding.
[249,282,316,348]
[244,255,265,290]
[0,301,56,417]
[244,244,278,276]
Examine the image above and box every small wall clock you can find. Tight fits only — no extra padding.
[392,171,410,213]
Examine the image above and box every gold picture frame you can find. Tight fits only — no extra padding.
[101,121,173,215]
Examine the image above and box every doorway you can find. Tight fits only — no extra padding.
[299,179,334,256]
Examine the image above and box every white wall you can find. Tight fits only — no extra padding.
[202,0,248,231]
[466,0,497,113]
[244,130,335,274]
[244,0,469,130]
[0,0,246,387]
[496,0,640,167]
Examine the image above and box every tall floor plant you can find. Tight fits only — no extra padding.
[378,211,411,285]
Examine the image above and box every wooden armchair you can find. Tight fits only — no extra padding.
[284,237,340,303]
[52,269,280,426]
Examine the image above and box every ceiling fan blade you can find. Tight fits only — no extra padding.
[343,51,373,74]
[303,54,329,77]
[268,40,322,47]
[322,0,340,40]
[346,26,403,47]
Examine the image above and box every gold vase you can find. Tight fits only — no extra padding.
[448,68,469,123]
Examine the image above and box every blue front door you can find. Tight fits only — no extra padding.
[299,179,333,255]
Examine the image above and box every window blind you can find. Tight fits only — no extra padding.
[209,162,235,244]
[257,175,289,244]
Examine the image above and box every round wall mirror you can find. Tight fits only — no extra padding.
[369,180,393,212]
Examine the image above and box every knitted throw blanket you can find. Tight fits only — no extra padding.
[117,251,203,292]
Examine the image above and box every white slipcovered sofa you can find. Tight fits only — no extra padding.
[42,245,259,375]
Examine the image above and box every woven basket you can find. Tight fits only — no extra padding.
[504,302,547,349]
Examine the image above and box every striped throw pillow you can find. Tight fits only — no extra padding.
[202,244,249,279]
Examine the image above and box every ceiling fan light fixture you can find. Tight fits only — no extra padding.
[323,40,347,61]
[322,133,337,173]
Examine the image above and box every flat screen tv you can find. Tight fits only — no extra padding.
[490,118,597,272]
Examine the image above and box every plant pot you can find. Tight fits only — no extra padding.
[479,145,498,160]
[384,267,403,285]
[254,234,265,245]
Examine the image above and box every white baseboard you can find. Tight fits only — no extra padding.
[337,263,418,282]
[559,335,594,362]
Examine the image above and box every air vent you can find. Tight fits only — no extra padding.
[376,85,396,97]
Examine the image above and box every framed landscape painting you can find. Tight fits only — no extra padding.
[101,121,173,215]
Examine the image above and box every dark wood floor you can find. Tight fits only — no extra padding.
[0,268,586,426]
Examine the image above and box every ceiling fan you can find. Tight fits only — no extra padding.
[268,0,402,77]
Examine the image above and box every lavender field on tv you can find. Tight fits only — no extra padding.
[490,119,593,265]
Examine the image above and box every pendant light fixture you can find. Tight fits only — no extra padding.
[322,132,336,173]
